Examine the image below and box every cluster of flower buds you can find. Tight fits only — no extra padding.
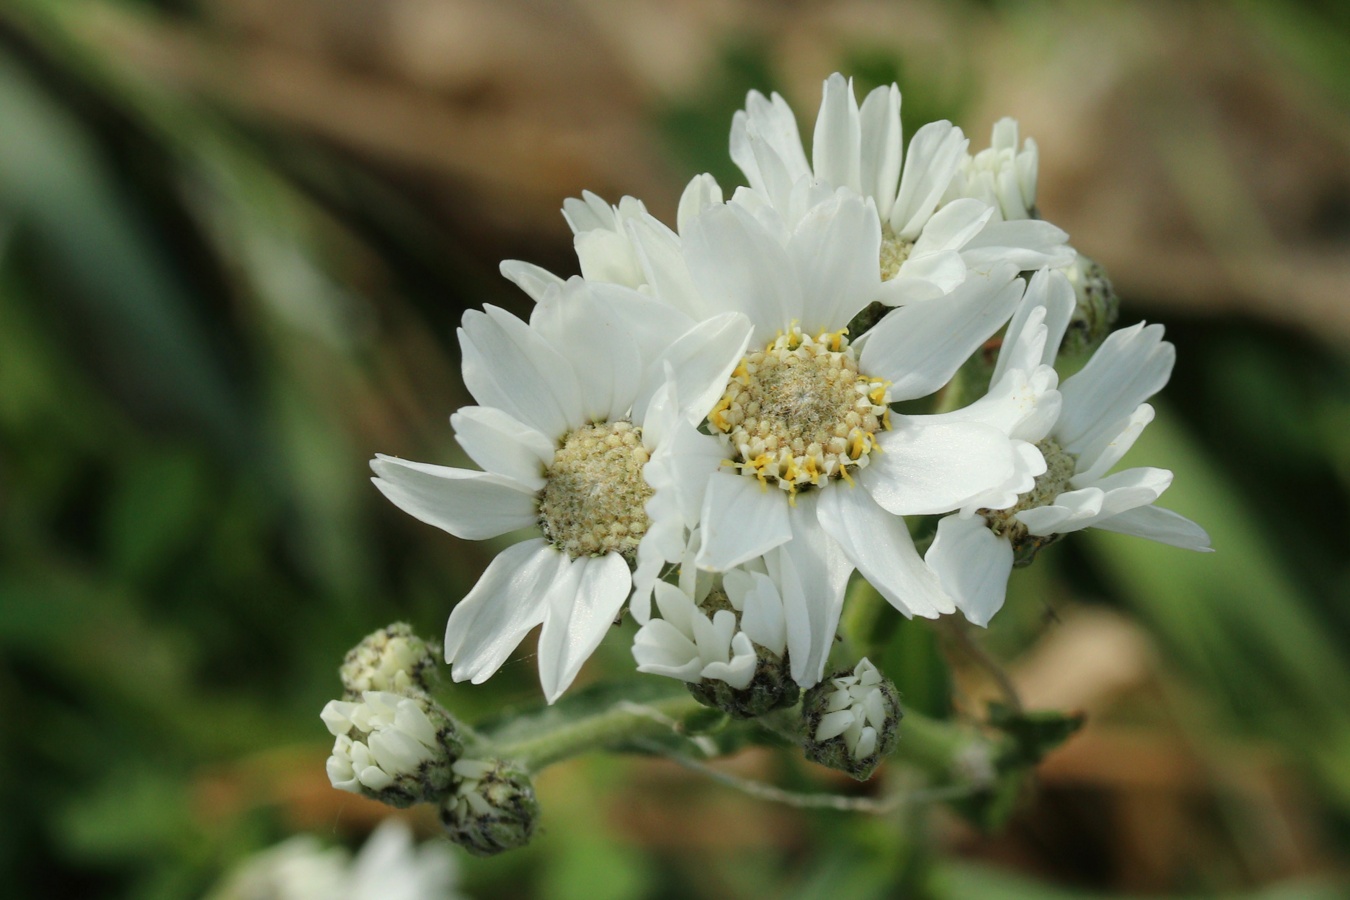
[320,624,540,855]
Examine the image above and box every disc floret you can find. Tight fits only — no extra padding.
[538,420,654,560]
[709,327,891,497]
[979,437,1076,564]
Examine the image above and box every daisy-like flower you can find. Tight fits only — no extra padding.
[926,275,1212,627]
[628,188,1034,686]
[371,280,750,702]
[730,73,1072,305]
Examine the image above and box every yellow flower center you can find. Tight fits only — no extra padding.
[709,327,891,498]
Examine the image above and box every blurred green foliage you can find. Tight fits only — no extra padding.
[1,0,1349,898]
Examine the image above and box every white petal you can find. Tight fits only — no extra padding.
[444,539,562,684]
[695,471,793,571]
[1092,505,1213,551]
[530,284,643,423]
[562,190,615,233]
[739,571,788,656]
[960,219,1073,273]
[817,484,955,618]
[500,259,564,302]
[459,306,583,437]
[890,121,967,239]
[862,419,1016,516]
[633,618,704,681]
[768,491,852,686]
[893,249,966,296]
[626,216,709,321]
[677,173,723,236]
[993,267,1075,384]
[1057,323,1174,453]
[858,84,902,220]
[1071,403,1155,485]
[537,552,631,702]
[451,406,554,491]
[811,74,862,193]
[926,515,1014,627]
[371,455,537,540]
[860,264,1023,401]
[788,192,883,333]
[684,202,801,340]
[908,198,994,260]
[636,313,753,425]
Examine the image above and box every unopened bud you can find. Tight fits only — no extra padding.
[800,658,902,781]
[321,690,462,808]
[1061,252,1119,358]
[634,574,798,720]
[339,622,439,698]
[685,589,798,719]
[439,759,540,856]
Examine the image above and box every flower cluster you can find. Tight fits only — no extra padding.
[369,74,1210,778]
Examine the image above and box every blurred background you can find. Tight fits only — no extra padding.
[2,0,1349,897]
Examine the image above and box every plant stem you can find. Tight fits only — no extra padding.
[488,693,707,772]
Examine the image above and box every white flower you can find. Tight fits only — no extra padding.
[207,820,463,900]
[927,276,1213,627]
[321,690,456,804]
[633,566,788,689]
[812,658,892,760]
[624,187,1033,686]
[729,73,1072,305]
[500,175,725,303]
[943,117,1039,222]
[371,279,751,701]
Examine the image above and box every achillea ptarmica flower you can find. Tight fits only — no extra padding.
[439,759,540,857]
[730,74,1072,305]
[322,690,462,808]
[637,187,1035,686]
[801,658,901,781]
[927,275,1212,627]
[633,566,797,718]
[339,622,439,698]
[371,280,750,702]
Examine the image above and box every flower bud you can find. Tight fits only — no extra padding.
[439,759,540,856]
[1060,252,1119,358]
[800,658,902,781]
[339,622,439,698]
[634,573,798,720]
[685,588,799,719]
[321,690,462,808]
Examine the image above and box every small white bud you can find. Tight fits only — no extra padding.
[439,759,540,857]
[800,658,902,781]
[339,622,439,698]
[322,690,462,808]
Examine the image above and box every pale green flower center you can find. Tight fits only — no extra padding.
[539,421,652,559]
[979,438,1076,547]
[879,224,913,282]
